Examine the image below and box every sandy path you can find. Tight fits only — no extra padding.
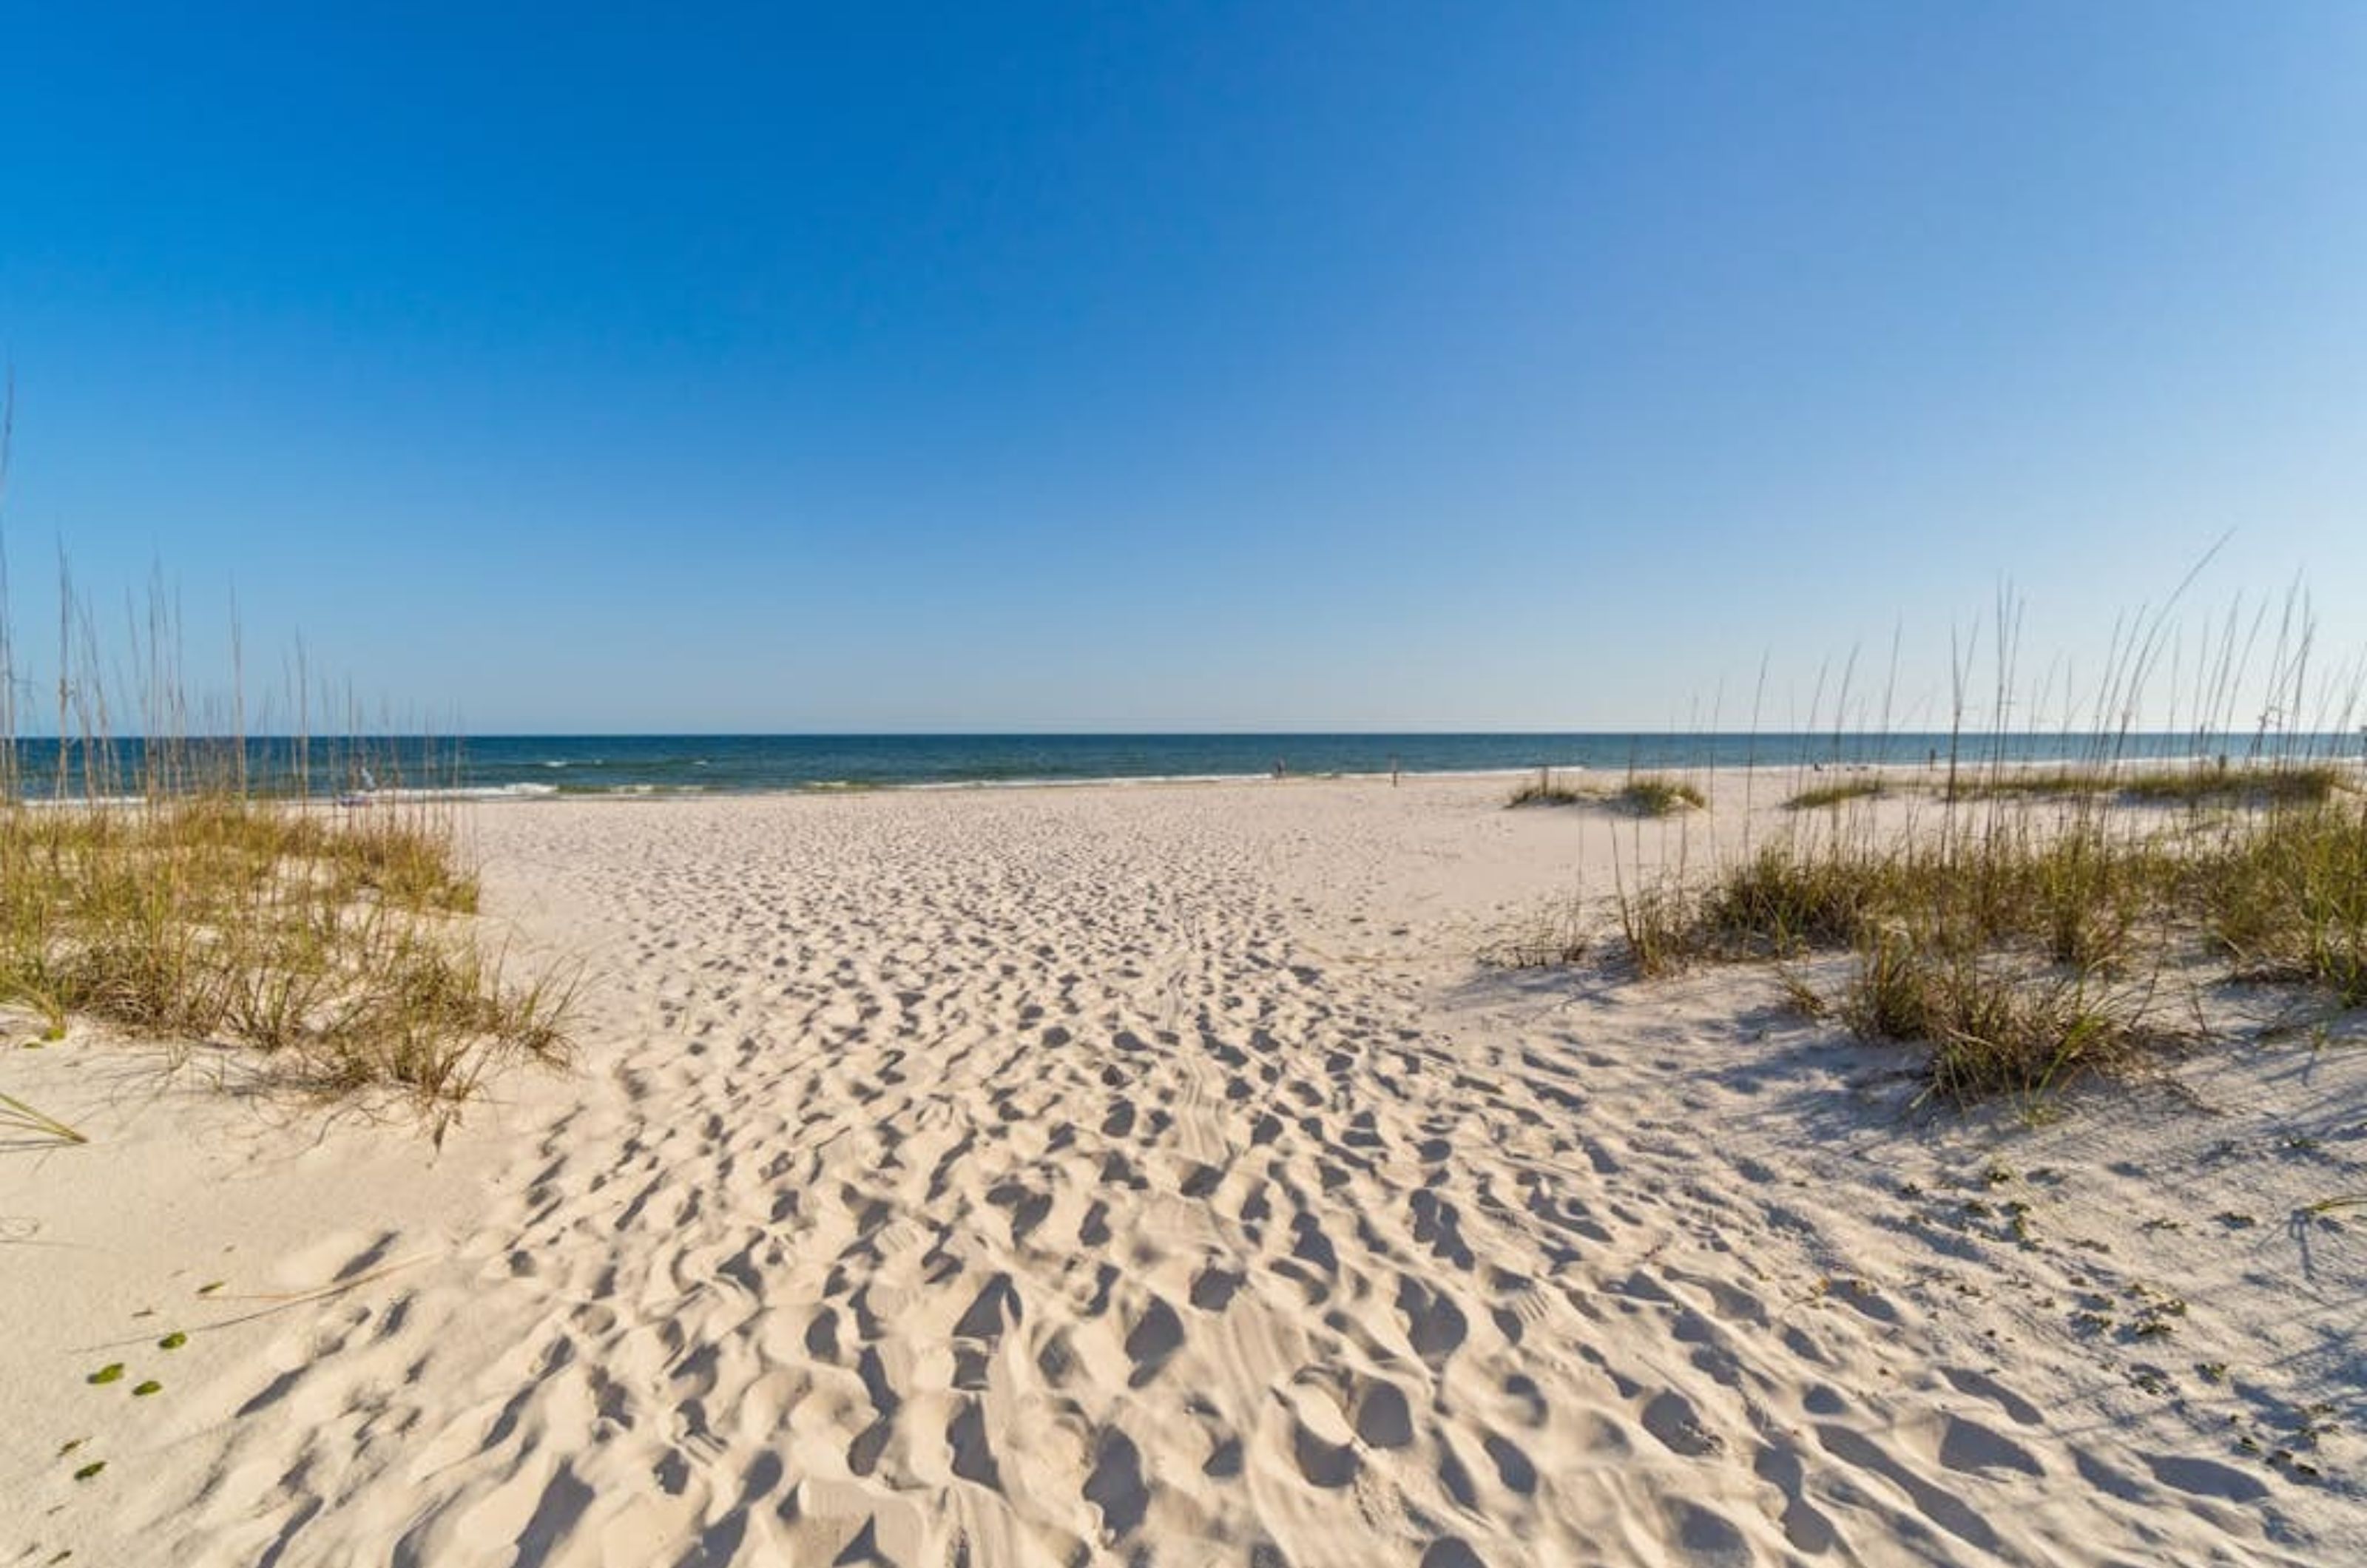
[5,777,2360,1564]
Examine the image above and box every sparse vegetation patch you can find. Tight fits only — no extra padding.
[1551,582,2367,1106]
[0,788,570,1120]
[1785,779,1885,810]
[0,552,571,1128]
[1617,776,1705,817]
[1507,779,1589,808]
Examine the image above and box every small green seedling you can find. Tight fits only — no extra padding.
[86,1364,124,1386]
[72,1461,104,1481]
[158,1332,187,1351]
[196,1281,223,1297]
[132,1380,161,1397]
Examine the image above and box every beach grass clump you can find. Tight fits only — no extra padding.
[1948,763,2347,808]
[1623,841,2170,1100]
[1507,766,1597,808]
[0,789,568,1115]
[1617,776,1705,817]
[2016,833,2141,970]
[1507,780,1589,808]
[2121,763,2346,808]
[1694,842,1893,956]
[1547,575,2367,1106]
[1638,787,2366,1096]
[0,520,568,1124]
[1613,878,1695,978]
[1948,769,2116,801]
[2204,794,2367,1003]
[1843,931,2148,1102]
[1610,876,1704,976]
[1598,748,2363,1098]
[1785,779,1885,810]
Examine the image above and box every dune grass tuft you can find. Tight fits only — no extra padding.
[1613,780,2367,1098]
[1507,780,1589,808]
[1507,771,1707,817]
[1617,776,1705,817]
[1948,769,2117,800]
[0,788,570,1119]
[1784,780,1885,810]
[1841,932,2155,1102]
[2121,763,2346,807]
[0,536,570,1129]
[1573,578,2367,1106]
[1947,763,2348,806]
[2206,798,2367,1004]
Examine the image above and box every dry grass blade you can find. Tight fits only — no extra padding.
[0,1087,87,1144]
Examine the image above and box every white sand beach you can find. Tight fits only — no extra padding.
[5,774,2363,1565]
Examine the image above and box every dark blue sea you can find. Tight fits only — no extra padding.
[14,732,2357,800]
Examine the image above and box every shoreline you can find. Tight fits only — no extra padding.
[295,748,2367,807]
[14,732,2364,808]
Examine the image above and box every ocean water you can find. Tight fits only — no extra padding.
[13,732,2360,800]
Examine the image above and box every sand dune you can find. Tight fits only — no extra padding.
[5,776,2360,1564]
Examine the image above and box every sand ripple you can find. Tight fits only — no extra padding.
[33,781,2354,1564]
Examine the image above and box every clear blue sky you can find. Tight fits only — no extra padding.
[3,3,2362,732]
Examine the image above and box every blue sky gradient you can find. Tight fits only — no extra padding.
[3,3,2362,731]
